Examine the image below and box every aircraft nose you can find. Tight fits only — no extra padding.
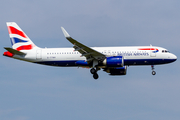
[171,54,177,62]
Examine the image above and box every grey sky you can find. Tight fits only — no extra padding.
[0,0,180,120]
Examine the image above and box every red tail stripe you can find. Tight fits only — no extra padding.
[8,26,27,38]
[3,51,14,57]
[138,48,158,50]
[16,44,33,51]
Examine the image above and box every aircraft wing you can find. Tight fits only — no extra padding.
[61,27,106,63]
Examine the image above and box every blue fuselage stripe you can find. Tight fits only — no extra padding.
[35,59,176,67]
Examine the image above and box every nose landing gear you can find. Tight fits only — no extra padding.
[90,68,99,79]
[151,65,156,75]
[152,71,156,75]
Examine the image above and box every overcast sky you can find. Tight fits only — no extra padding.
[0,0,180,120]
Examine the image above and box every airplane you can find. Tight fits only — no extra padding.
[3,22,177,79]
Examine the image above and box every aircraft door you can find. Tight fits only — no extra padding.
[36,49,42,59]
[150,47,156,57]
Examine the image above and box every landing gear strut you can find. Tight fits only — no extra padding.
[151,65,156,75]
[90,68,99,79]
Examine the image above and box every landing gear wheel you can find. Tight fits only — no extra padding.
[93,73,99,79]
[90,68,96,74]
[152,71,156,75]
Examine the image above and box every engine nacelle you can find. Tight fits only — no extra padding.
[104,66,127,75]
[103,56,124,67]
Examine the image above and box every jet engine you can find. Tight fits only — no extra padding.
[103,56,124,67]
[104,66,127,75]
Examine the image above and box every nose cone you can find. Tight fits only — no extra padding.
[171,54,177,62]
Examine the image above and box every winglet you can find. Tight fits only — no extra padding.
[61,27,70,38]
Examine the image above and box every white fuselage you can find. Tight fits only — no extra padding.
[12,46,177,67]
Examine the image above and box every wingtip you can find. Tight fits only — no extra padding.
[61,27,70,38]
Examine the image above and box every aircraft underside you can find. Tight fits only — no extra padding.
[35,59,176,67]
[33,58,176,79]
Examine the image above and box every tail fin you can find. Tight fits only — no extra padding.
[6,22,37,50]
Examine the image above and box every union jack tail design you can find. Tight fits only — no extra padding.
[6,22,37,51]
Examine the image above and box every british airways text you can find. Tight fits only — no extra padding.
[117,52,149,56]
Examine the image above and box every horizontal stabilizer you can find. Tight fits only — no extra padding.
[4,47,26,55]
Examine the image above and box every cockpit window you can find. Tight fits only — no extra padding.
[162,50,170,53]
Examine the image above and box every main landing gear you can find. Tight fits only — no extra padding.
[151,65,156,75]
[90,68,99,79]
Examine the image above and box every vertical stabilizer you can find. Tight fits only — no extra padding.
[6,22,38,50]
